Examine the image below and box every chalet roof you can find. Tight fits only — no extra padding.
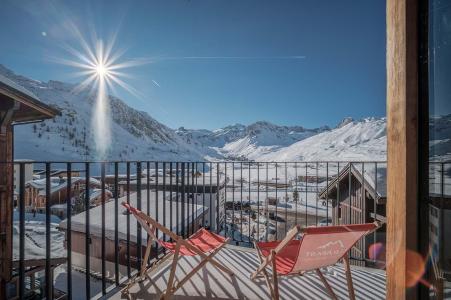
[87,188,113,202]
[118,173,226,188]
[318,163,387,202]
[0,74,59,123]
[59,190,205,243]
[26,176,101,196]
[34,169,84,177]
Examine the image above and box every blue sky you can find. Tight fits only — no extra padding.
[0,0,386,130]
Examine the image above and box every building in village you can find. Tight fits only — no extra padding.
[318,163,386,267]
[59,190,207,275]
[118,168,227,231]
[23,177,103,212]
[13,159,33,194]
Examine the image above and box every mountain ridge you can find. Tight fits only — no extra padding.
[2,64,395,162]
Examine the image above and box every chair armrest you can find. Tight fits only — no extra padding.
[273,225,301,254]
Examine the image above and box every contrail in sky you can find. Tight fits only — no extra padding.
[157,55,306,60]
[152,80,161,87]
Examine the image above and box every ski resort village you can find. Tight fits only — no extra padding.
[1,1,451,300]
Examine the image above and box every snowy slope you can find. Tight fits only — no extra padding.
[1,65,203,161]
[177,121,328,160]
[258,118,387,162]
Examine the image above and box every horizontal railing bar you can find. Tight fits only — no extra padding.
[0,160,392,164]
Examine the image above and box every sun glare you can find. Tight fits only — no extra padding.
[95,63,108,77]
[54,30,147,159]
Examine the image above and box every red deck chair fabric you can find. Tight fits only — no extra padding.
[252,223,379,300]
[121,202,234,300]
[257,223,377,274]
[159,228,227,256]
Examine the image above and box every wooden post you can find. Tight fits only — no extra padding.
[0,101,14,299]
[386,0,419,299]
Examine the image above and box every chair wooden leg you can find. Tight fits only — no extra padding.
[163,242,181,300]
[140,238,153,278]
[343,255,356,300]
[316,269,338,300]
[271,253,280,300]
[253,244,275,299]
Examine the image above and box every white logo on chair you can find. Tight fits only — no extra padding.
[317,240,345,250]
[306,240,345,257]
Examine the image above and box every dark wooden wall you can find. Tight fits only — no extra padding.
[0,102,14,297]
[332,176,376,267]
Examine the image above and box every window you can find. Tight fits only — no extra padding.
[422,0,451,297]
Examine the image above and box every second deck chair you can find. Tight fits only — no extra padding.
[122,202,235,300]
[251,223,379,300]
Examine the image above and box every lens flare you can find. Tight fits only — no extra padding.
[53,28,146,159]
[405,250,426,288]
[368,242,386,269]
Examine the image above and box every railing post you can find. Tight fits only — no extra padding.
[84,162,90,299]
[101,162,106,295]
[45,162,52,299]
[126,162,131,278]
[136,162,142,273]
[216,163,220,234]
[66,162,72,300]
[114,162,119,286]
[162,162,166,242]
[181,163,185,237]
[18,163,25,300]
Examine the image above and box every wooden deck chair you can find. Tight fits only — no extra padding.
[251,223,379,300]
[121,202,234,300]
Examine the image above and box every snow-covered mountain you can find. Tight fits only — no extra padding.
[9,64,445,163]
[1,65,203,161]
[176,121,329,160]
[258,117,387,162]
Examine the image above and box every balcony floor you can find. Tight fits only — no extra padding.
[109,245,386,300]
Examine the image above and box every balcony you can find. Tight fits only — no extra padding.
[107,245,386,300]
[10,160,393,299]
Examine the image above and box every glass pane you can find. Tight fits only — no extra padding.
[429,0,451,298]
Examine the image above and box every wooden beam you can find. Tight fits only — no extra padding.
[0,85,59,121]
[386,0,419,299]
[0,122,13,299]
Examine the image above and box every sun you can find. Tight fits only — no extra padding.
[55,35,145,98]
[52,27,148,158]
[95,63,108,78]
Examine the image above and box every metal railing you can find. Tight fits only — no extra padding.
[5,159,410,299]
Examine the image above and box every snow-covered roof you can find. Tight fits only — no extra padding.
[118,173,226,190]
[87,188,112,201]
[12,211,65,260]
[51,203,67,210]
[59,190,206,244]
[26,176,101,196]
[0,73,59,123]
[0,73,41,100]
